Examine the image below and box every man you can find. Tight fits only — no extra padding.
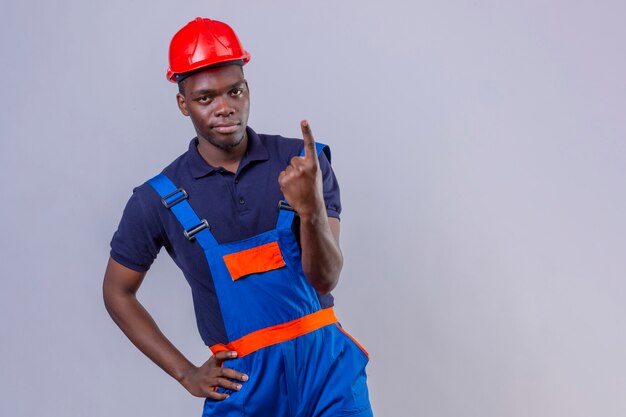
[103,17,372,417]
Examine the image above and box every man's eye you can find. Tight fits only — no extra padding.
[198,96,211,103]
[231,88,243,96]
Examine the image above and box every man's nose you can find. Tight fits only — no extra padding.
[214,95,235,117]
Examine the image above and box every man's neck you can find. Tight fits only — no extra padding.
[196,133,248,174]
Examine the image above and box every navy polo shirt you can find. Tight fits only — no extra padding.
[110,127,341,346]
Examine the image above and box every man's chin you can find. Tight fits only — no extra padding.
[205,132,246,151]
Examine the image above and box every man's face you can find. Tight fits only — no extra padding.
[176,64,250,150]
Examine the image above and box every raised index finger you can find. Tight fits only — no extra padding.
[300,120,318,162]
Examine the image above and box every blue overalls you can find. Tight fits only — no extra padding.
[147,144,372,417]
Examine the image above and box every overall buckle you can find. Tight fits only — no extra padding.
[277,200,297,213]
[161,188,188,209]
[184,219,210,241]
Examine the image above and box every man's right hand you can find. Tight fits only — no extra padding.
[180,351,249,400]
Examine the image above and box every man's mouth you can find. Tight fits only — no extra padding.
[212,123,240,134]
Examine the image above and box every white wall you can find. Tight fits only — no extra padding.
[1,1,625,416]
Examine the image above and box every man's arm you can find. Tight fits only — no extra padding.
[102,257,248,399]
[278,120,343,294]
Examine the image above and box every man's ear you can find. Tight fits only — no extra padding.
[176,93,190,116]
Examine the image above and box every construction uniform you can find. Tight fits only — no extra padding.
[110,127,372,416]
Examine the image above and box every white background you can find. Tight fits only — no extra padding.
[1,1,625,416]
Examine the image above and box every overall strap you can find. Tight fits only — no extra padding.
[147,173,219,250]
[276,142,330,230]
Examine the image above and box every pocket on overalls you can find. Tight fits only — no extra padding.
[335,323,370,361]
[333,324,372,414]
[222,241,286,281]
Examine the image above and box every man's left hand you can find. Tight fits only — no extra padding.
[278,120,325,220]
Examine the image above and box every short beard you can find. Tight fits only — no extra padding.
[205,131,246,151]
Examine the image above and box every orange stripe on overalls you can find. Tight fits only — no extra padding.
[210,307,338,357]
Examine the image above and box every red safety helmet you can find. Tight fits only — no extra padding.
[166,17,250,83]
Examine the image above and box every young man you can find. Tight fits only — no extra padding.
[103,17,372,416]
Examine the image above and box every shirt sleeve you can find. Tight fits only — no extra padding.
[109,185,166,272]
[318,147,342,220]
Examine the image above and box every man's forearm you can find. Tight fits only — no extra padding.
[103,289,195,383]
[299,211,343,294]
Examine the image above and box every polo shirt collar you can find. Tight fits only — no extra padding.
[187,127,269,178]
